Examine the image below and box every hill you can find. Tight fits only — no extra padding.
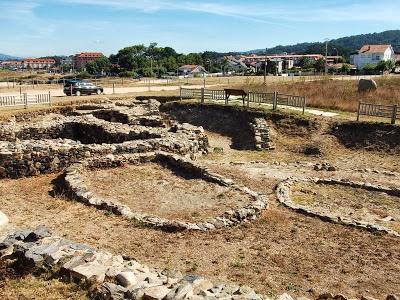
[246,30,400,58]
[0,54,22,61]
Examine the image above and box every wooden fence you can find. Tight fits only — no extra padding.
[0,92,51,109]
[357,102,398,124]
[180,88,306,114]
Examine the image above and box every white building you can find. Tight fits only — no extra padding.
[350,45,395,70]
[178,65,206,76]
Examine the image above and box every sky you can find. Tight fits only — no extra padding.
[1,0,400,57]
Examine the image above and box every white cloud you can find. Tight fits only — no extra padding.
[50,0,400,23]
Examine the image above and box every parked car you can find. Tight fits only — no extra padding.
[63,80,103,96]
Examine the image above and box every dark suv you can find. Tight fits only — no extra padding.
[64,80,104,96]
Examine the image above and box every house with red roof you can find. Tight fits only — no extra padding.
[22,58,55,69]
[73,52,104,70]
[350,45,395,70]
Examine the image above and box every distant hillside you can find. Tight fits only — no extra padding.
[246,30,400,58]
[0,54,22,61]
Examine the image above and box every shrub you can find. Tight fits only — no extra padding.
[76,71,92,79]
[118,71,137,78]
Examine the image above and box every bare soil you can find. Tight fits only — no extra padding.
[292,181,400,233]
[81,163,252,222]
[1,103,400,299]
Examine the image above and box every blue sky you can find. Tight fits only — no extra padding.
[1,0,400,57]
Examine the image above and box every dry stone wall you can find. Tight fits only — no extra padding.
[0,100,209,179]
[276,177,400,237]
[61,152,268,232]
[0,225,269,300]
[250,118,275,151]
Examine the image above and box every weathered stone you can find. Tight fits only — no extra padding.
[279,293,295,300]
[116,271,137,287]
[358,79,378,92]
[165,282,193,299]
[97,282,126,300]
[143,285,171,300]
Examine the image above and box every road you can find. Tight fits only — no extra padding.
[0,84,208,97]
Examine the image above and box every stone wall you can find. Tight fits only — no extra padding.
[250,118,275,151]
[0,225,268,300]
[0,100,209,179]
[61,152,268,232]
[276,177,400,237]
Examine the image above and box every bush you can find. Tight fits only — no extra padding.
[118,71,137,78]
[76,71,92,79]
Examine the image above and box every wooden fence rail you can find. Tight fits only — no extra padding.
[357,101,398,124]
[0,92,51,109]
[180,88,306,114]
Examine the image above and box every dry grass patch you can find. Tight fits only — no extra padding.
[292,181,400,233]
[82,162,252,222]
[0,276,88,300]
[228,76,400,112]
[0,174,399,298]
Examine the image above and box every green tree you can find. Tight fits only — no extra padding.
[340,63,352,74]
[376,60,395,72]
[314,58,326,72]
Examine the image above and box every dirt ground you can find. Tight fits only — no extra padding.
[82,163,252,222]
[292,181,400,233]
[1,126,400,298]
[1,102,400,299]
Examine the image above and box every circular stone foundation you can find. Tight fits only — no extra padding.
[276,177,400,236]
[62,152,268,231]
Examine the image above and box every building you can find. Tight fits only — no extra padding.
[73,52,104,70]
[178,65,206,76]
[0,60,23,70]
[22,58,55,69]
[240,54,323,66]
[350,45,395,70]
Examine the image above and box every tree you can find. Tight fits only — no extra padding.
[340,63,352,74]
[85,57,111,75]
[314,58,325,72]
[363,64,377,75]
[85,61,98,75]
[297,57,314,69]
[376,60,395,72]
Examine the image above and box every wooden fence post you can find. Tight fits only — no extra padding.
[113,83,115,94]
[356,101,362,122]
[391,105,398,125]
[24,93,28,109]
[302,96,306,115]
[247,91,250,109]
[179,87,182,101]
[273,91,278,111]
[200,88,205,104]
[49,91,52,106]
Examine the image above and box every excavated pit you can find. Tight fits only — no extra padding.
[331,122,400,154]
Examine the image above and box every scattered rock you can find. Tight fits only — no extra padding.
[116,271,137,287]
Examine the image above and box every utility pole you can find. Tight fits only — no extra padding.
[325,39,329,75]
[264,48,267,84]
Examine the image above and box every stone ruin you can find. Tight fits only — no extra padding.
[276,177,400,237]
[61,151,268,231]
[0,98,275,299]
[0,99,208,179]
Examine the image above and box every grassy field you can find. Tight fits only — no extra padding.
[230,75,400,112]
